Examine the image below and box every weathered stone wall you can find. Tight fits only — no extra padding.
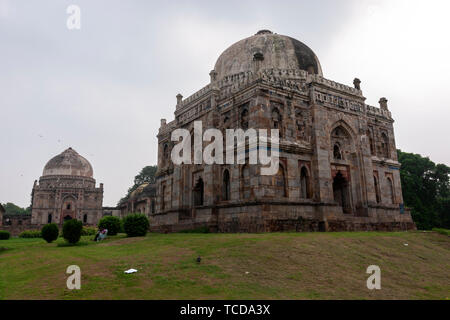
[1,214,37,236]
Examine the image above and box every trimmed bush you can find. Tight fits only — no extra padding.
[62,219,83,244]
[433,228,450,236]
[178,226,210,234]
[41,223,59,243]
[123,214,149,237]
[81,226,97,236]
[98,216,121,236]
[0,230,10,240]
[119,219,125,233]
[19,230,41,238]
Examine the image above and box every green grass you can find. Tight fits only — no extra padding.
[0,231,449,300]
[433,228,450,236]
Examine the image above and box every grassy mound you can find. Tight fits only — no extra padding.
[0,232,448,300]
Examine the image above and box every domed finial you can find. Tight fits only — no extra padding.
[256,29,273,35]
[353,78,361,90]
[176,94,183,105]
[379,97,388,110]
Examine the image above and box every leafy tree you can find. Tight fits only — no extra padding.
[134,166,157,185]
[2,202,29,215]
[118,165,157,205]
[398,150,450,230]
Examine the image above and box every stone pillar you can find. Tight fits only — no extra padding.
[176,94,183,108]
[379,97,388,111]
[310,99,334,203]
[353,78,361,90]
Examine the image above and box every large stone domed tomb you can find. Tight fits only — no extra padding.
[153,30,415,232]
[31,148,103,226]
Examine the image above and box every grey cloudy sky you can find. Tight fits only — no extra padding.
[1,0,449,208]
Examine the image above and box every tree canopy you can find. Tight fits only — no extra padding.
[398,150,449,230]
[2,202,31,215]
[118,165,157,205]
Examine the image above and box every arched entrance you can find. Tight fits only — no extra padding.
[333,171,352,214]
[61,197,76,224]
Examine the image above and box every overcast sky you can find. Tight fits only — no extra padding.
[1,0,449,208]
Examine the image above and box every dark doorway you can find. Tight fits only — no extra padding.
[318,221,326,232]
[222,169,230,201]
[193,178,204,206]
[333,172,352,214]
[300,166,310,199]
[64,215,72,221]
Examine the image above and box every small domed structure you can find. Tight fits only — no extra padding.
[214,30,322,81]
[43,147,93,177]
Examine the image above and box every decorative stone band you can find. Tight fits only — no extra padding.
[309,74,362,96]
[365,104,392,119]
[168,68,390,131]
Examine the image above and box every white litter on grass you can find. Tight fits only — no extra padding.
[245,272,250,274]
[404,243,409,246]
[124,269,138,274]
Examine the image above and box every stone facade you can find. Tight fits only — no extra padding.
[150,30,415,233]
[1,214,35,236]
[102,207,122,218]
[31,148,103,227]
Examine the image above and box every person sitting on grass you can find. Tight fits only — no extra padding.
[96,229,108,242]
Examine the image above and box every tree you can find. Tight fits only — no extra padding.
[398,150,450,230]
[118,165,157,205]
[134,166,157,185]
[2,202,29,215]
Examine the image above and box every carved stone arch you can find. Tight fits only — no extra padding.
[61,195,77,223]
[62,194,77,208]
[221,168,230,201]
[299,165,311,199]
[330,120,357,159]
[193,176,204,206]
[330,120,356,142]
[240,107,249,130]
[275,163,287,198]
[271,107,283,138]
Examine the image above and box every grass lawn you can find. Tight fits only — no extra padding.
[0,231,448,300]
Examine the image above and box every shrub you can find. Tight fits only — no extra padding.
[98,216,121,236]
[123,214,149,237]
[432,228,450,236]
[0,231,10,240]
[81,226,97,236]
[41,224,59,243]
[62,219,83,244]
[19,230,41,238]
[178,226,210,234]
[119,220,125,233]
